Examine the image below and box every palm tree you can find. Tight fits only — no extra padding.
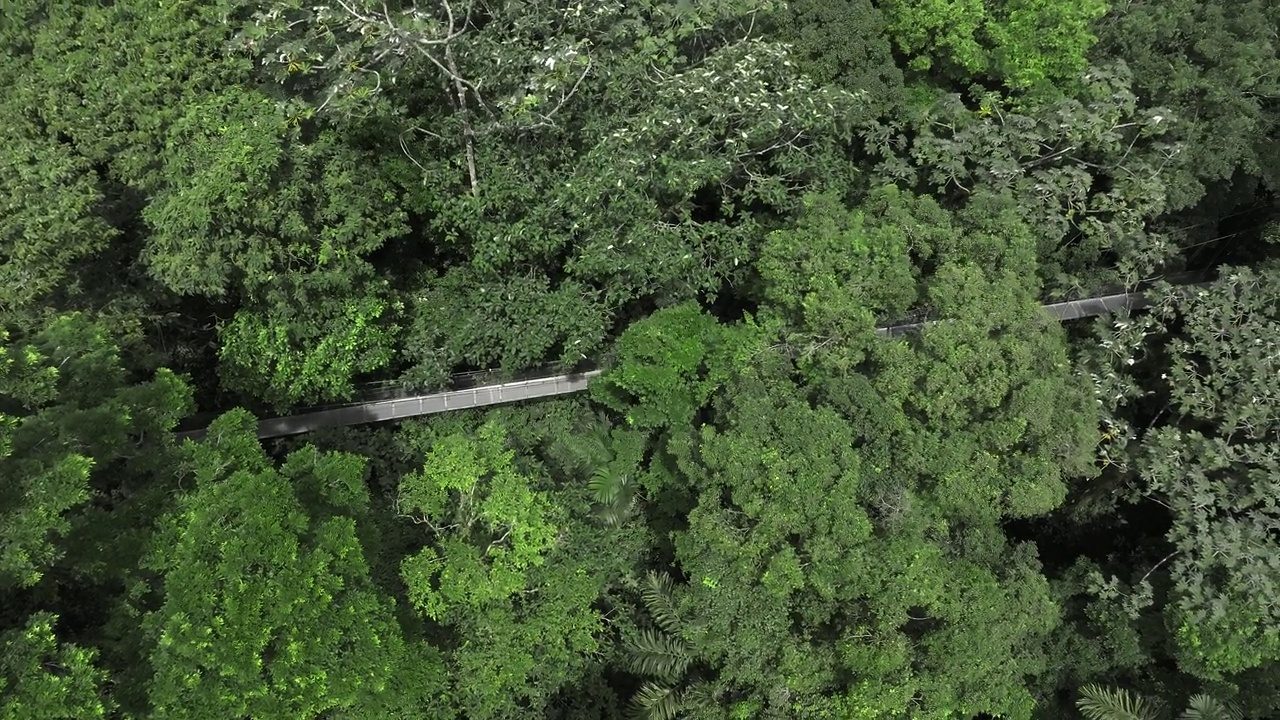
[564,414,638,527]
[626,571,714,720]
[588,462,636,527]
[1077,684,1243,720]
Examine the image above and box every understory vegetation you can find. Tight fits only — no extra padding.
[2,0,1279,718]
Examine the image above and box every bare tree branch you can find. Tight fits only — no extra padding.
[445,43,479,196]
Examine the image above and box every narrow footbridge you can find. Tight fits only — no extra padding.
[176,275,1207,442]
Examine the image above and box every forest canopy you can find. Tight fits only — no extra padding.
[1,0,1279,718]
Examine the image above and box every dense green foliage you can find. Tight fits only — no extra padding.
[2,0,1279,718]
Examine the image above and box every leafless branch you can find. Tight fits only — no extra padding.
[740,130,805,158]
[1022,144,1077,170]
[399,132,429,173]
[485,526,513,554]
[316,84,343,113]
[545,58,592,120]
[645,63,673,84]
[1137,549,1180,586]
[397,511,459,534]
[334,0,372,23]
[520,59,593,131]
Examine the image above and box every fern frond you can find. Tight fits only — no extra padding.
[1179,695,1242,720]
[627,628,691,679]
[630,681,681,720]
[641,570,683,634]
[1077,685,1163,720]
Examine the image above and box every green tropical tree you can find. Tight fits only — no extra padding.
[395,419,605,718]
[0,613,110,720]
[0,313,191,589]
[559,415,645,529]
[133,409,424,720]
[1074,265,1280,679]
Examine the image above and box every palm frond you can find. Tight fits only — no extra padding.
[627,628,691,679]
[1179,695,1242,720]
[641,570,683,634]
[678,681,716,712]
[561,424,612,473]
[584,424,613,462]
[630,682,682,720]
[595,496,635,527]
[1077,685,1163,720]
[588,466,628,504]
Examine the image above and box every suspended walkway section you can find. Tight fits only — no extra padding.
[176,276,1208,442]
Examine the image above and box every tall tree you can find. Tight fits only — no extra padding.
[141,85,409,408]
[0,613,110,720]
[242,0,864,385]
[128,409,433,720]
[0,118,114,314]
[1137,266,1280,678]
[1090,0,1280,199]
[1077,684,1245,720]
[875,0,1107,96]
[635,350,1073,719]
[858,63,1191,289]
[1049,263,1280,717]
[774,0,905,117]
[593,302,762,432]
[394,418,608,718]
[0,314,191,589]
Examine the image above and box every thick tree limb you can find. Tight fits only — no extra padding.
[445,41,479,196]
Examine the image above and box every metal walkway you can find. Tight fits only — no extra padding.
[174,371,602,442]
[176,278,1207,442]
[876,282,1199,337]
